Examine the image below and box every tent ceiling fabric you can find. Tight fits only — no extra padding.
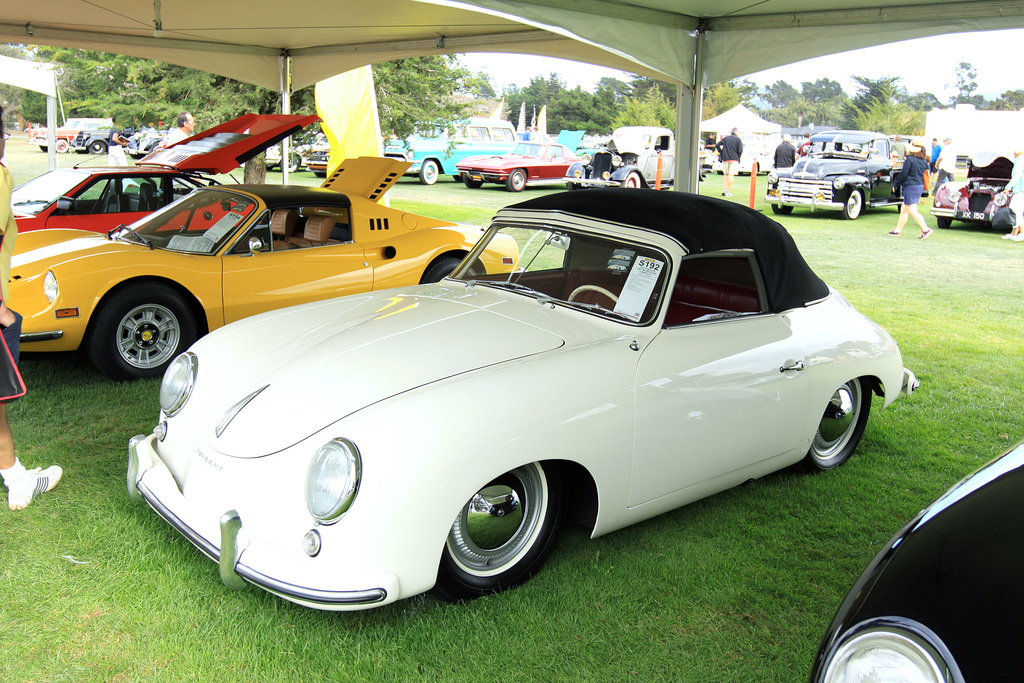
[2,1,1023,92]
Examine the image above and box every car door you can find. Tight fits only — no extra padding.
[628,256,808,507]
[219,208,373,324]
[44,174,156,232]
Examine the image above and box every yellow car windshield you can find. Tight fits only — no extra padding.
[133,189,257,254]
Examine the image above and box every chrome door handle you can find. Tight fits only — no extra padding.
[780,360,805,373]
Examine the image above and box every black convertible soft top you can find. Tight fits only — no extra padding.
[504,188,830,314]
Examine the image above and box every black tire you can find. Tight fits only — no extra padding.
[621,171,642,188]
[936,216,953,229]
[420,256,463,284]
[506,169,527,192]
[55,139,71,154]
[566,182,582,191]
[433,462,564,602]
[419,159,440,185]
[88,140,108,155]
[802,378,871,471]
[86,284,197,381]
[462,174,483,189]
[841,190,863,220]
[771,204,794,215]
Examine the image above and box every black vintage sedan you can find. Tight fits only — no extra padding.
[809,441,1024,682]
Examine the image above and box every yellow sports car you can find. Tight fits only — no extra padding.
[12,157,518,380]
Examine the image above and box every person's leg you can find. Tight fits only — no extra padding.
[0,403,62,511]
[0,404,13,470]
[891,204,910,234]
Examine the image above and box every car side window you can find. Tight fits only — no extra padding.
[663,253,765,327]
[468,126,491,142]
[72,178,114,214]
[171,178,198,201]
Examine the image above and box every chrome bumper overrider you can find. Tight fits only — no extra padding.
[127,434,388,607]
[902,368,920,396]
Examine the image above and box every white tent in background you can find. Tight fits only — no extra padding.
[0,55,60,168]
[702,104,783,174]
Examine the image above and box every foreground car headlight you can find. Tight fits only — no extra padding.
[823,623,955,683]
[767,171,779,184]
[833,178,846,190]
[43,270,59,304]
[159,352,198,417]
[994,191,1008,207]
[948,186,965,204]
[305,438,362,524]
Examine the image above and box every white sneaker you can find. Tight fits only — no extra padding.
[7,465,62,510]
[1013,234,1024,242]
[1002,233,1013,239]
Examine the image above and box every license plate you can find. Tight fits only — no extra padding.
[956,210,988,221]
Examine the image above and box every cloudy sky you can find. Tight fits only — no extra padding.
[460,28,1023,101]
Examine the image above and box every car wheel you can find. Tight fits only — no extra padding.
[936,216,953,229]
[506,169,527,192]
[803,378,871,471]
[419,159,440,185]
[87,284,197,381]
[462,174,484,189]
[771,204,794,215]
[285,153,302,173]
[621,171,642,188]
[433,462,564,602]
[55,139,70,154]
[88,140,108,155]
[841,190,863,220]
[420,256,463,284]
[566,182,582,191]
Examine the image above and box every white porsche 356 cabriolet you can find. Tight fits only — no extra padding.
[128,189,918,610]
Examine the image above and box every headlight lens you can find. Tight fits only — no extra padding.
[823,626,950,683]
[994,191,1008,206]
[305,438,361,524]
[767,171,779,184]
[43,271,58,304]
[833,178,846,190]
[948,186,964,204]
[159,352,198,417]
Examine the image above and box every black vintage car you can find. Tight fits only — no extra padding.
[809,440,1024,682]
[766,130,902,220]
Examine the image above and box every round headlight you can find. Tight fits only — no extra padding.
[994,191,1008,207]
[43,271,59,304]
[305,438,362,524]
[948,186,964,204]
[767,171,779,184]
[823,626,951,683]
[833,178,846,190]
[159,352,197,417]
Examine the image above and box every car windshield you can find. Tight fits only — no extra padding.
[452,222,670,325]
[809,138,870,158]
[11,170,89,215]
[126,188,257,254]
[512,143,546,156]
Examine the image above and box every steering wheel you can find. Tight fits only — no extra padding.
[567,284,619,304]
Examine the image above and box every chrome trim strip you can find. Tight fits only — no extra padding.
[136,480,387,606]
[20,331,63,343]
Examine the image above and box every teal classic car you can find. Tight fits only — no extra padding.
[382,117,518,185]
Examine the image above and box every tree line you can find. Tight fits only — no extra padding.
[2,43,1021,140]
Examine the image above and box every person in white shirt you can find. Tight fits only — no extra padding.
[165,112,195,146]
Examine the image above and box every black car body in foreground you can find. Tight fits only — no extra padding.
[810,441,1024,682]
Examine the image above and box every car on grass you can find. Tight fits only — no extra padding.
[29,117,113,154]
[13,156,512,381]
[382,116,518,184]
[765,130,902,220]
[930,150,1013,230]
[11,113,319,238]
[565,126,675,189]
[810,440,1024,682]
[456,140,583,191]
[127,188,917,612]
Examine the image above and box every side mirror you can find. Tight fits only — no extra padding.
[248,236,264,254]
[56,196,75,212]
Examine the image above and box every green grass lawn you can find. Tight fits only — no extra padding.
[3,135,1024,682]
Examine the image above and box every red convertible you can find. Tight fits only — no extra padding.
[457,141,582,192]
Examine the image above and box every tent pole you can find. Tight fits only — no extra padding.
[46,95,56,170]
[280,51,291,183]
[684,26,707,193]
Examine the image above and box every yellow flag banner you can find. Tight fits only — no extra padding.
[490,99,505,119]
[315,66,382,177]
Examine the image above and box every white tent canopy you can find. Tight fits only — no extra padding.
[3,1,1023,188]
[701,105,782,136]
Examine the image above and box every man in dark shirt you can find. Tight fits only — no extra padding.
[773,134,796,169]
[715,127,744,197]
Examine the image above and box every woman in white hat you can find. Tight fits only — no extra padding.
[889,140,933,239]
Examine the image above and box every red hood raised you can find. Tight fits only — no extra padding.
[140,114,320,175]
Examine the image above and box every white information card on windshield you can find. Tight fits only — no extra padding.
[614,256,664,321]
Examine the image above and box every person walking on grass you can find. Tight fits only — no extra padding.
[716,128,743,197]
[889,140,933,239]
[0,107,62,510]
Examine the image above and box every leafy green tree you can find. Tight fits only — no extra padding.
[373,56,473,138]
[852,83,924,134]
[762,80,799,109]
[614,87,674,128]
[802,78,846,104]
[845,75,907,127]
[992,89,1024,111]
[951,62,980,105]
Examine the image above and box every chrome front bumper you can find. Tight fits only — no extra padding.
[127,434,389,608]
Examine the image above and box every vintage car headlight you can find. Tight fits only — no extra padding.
[767,171,778,184]
[994,191,1008,207]
[832,178,846,190]
[43,270,59,304]
[823,624,953,683]
[948,186,965,204]
[305,438,361,524]
[159,352,198,417]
